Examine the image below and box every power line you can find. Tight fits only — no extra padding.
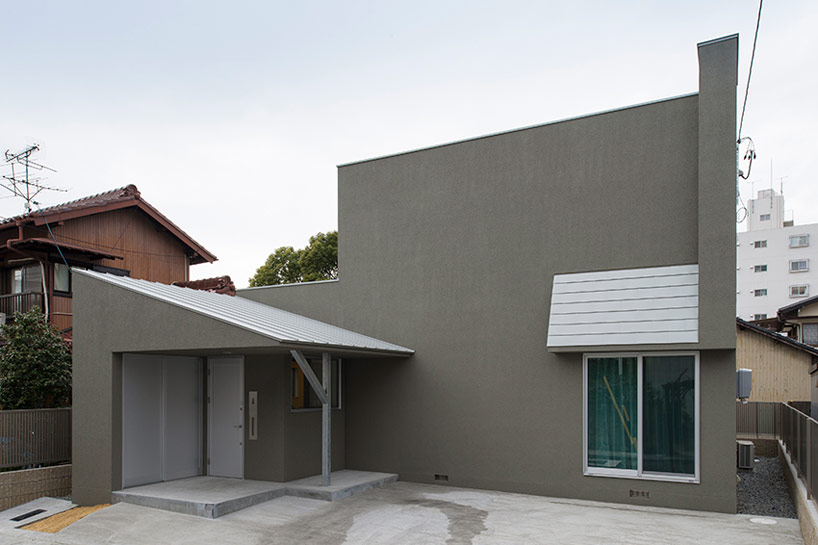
[37,208,69,268]
[738,0,763,140]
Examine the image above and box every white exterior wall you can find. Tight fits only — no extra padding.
[737,222,818,320]
[745,188,786,231]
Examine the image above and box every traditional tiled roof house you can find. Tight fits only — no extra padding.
[0,184,216,332]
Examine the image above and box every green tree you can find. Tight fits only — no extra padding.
[301,231,338,282]
[0,308,72,409]
[249,246,304,287]
[249,230,338,287]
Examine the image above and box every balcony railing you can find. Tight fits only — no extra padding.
[0,292,45,321]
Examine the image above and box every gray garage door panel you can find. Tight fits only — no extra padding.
[122,355,163,488]
[164,356,202,481]
[122,354,203,488]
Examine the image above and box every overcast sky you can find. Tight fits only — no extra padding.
[2,1,815,287]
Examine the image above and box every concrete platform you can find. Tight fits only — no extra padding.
[0,482,803,544]
[111,470,398,518]
[112,476,287,518]
[286,470,398,501]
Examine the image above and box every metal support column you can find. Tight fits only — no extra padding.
[290,349,331,486]
[322,352,331,486]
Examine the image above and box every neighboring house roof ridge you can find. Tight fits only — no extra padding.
[778,293,818,317]
[736,317,818,357]
[0,185,139,225]
[76,269,414,355]
[0,184,217,264]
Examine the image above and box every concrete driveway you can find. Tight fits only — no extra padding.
[0,482,804,544]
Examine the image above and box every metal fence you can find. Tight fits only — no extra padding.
[780,403,818,500]
[736,401,781,438]
[790,401,811,416]
[0,408,71,470]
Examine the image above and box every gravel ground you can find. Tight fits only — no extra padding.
[737,456,797,518]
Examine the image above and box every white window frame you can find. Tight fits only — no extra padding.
[582,352,700,484]
[790,285,809,298]
[753,265,767,273]
[54,262,72,293]
[790,259,810,273]
[753,289,767,297]
[753,314,768,320]
[754,240,767,248]
[790,234,809,248]
[759,214,770,221]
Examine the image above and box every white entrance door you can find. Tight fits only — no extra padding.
[208,357,244,478]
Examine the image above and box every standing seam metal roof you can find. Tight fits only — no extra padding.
[76,270,413,355]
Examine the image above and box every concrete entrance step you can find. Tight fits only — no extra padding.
[112,470,398,518]
[286,470,398,501]
[112,477,287,518]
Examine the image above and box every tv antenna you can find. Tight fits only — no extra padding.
[1,144,67,212]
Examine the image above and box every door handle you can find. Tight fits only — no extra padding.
[233,425,243,429]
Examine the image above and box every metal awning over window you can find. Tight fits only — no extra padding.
[547,264,699,348]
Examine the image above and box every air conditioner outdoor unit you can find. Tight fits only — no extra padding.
[737,440,755,470]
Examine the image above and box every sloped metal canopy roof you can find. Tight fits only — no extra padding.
[76,270,413,355]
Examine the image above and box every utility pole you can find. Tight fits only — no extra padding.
[2,144,65,213]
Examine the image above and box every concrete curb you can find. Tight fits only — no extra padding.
[779,439,818,545]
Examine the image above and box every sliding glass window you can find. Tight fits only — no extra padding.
[584,353,698,482]
[587,357,638,471]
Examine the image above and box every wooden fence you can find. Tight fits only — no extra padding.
[0,408,71,470]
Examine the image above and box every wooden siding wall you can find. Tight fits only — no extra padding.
[48,208,190,284]
[1,207,193,330]
[51,295,72,332]
[736,326,812,402]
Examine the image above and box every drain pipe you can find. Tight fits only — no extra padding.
[4,221,25,255]
[39,261,49,321]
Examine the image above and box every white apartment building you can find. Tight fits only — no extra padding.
[737,188,818,320]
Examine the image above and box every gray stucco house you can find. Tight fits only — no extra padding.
[73,34,738,512]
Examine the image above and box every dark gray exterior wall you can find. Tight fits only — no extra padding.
[244,354,344,483]
[72,275,344,504]
[240,36,738,512]
[697,35,739,348]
